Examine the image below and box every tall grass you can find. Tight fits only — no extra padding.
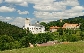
[0,41,84,53]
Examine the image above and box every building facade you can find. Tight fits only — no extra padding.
[50,23,80,32]
[24,18,45,34]
[63,23,80,29]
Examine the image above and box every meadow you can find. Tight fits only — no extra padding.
[0,41,84,53]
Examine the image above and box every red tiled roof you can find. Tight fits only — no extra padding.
[50,26,60,29]
[50,23,79,29]
[63,23,79,27]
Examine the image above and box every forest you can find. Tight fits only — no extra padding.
[0,16,84,51]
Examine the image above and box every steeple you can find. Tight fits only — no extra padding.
[25,18,30,29]
[60,18,62,22]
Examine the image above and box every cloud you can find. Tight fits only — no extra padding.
[10,17,25,27]
[0,0,3,3]
[66,6,84,13]
[0,16,22,27]
[18,2,28,7]
[33,0,84,22]
[1,0,84,27]
[5,0,23,4]
[57,0,79,6]
[34,10,84,21]
[0,6,16,12]
[17,10,29,15]
[5,0,28,7]
[33,0,79,11]
[0,16,36,27]
[0,16,25,27]
[0,16,13,22]
[33,4,66,11]
[9,17,36,27]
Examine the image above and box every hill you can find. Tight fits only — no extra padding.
[63,16,84,24]
[0,41,84,53]
[0,21,27,50]
[40,16,84,31]
[0,16,84,51]
[0,21,24,36]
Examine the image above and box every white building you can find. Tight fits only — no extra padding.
[24,18,45,34]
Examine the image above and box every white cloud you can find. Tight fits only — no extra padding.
[0,16,13,22]
[0,0,3,3]
[34,11,84,21]
[18,2,28,7]
[9,17,35,27]
[0,16,35,27]
[5,0,28,7]
[33,0,79,11]
[1,0,84,27]
[0,16,36,27]
[9,17,37,27]
[4,0,79,10]
[33,4,66,11]
[0,6,16,12]
[33,0,84,22]
[10,17,25,27]
[66,6,84,13]
[5,0,23,4]
[0,16,25,27]
[17,10,29,15]
[58,0,79,6]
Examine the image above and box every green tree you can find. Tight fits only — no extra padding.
[80,31,84,40]
[0,35,14,50]
[80,22,84,31]
[57,27,63,35]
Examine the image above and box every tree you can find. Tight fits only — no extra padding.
[40,22,49,31]
[80,22,84,31]
[57,27,63,35]
[80,31,84,40]
[0,35,14,50]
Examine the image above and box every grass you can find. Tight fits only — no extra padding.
[0,41,84,53]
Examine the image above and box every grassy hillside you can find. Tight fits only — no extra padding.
[0,41,84,53]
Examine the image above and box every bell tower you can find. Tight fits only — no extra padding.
[60,18,62,22]
[25,18,30,29]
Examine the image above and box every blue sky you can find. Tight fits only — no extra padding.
[0,0,84,27]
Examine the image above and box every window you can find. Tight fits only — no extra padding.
[36,28,38,30]
[39,28,41,29]
[32,28,33,30]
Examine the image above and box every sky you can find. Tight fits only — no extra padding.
[0,0,84,27]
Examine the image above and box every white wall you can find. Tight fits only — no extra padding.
[26,26,45,34]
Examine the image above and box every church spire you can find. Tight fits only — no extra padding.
[60,18,62,22]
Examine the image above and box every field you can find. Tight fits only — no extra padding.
[0,41,84,53]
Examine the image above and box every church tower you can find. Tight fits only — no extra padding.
[60,18,62,22]
[25,18,30,29]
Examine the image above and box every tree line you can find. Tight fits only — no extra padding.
[40,16,84,31]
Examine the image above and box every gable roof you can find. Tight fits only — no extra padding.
[50,26,60,29]
[50,23,79,29]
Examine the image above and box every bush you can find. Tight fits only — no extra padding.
[66,34,79,42]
